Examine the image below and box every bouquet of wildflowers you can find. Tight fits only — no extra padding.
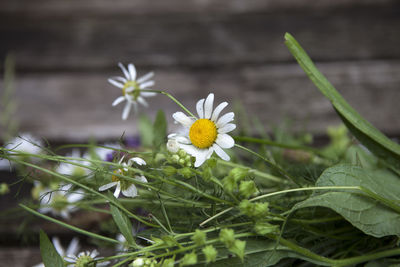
[1,33,400,267]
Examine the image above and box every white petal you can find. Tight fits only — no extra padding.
[139,80,155,89]
[108,78,124,88]
[112,96,125,107]
[125,86,135,93]
[213,144,230,161]
[194,149,211,167]
[218,123,236,134]
[114,183,122,198]
[122,184,138,198]
[175,135,191,144]
[90,249,99,258]
[216,112,234,128]
[129,157,146,166]
[66,238,80,256]
[211,102,228,122]
[178,143,199,157]
[196,98,205,118]
[204,93,215,119]
[67,191,84,203]
[136,175,148,183]
[141,92,157,97]
[113,76,127,83]
[172,112,193,128]
[137,96,148,107]
[216,134,235,149]
[118,63,130,80]
[122,101,132,120]
[128,63,137,80]
[99,182,118,191]
[60,210,70,220]
[137,72,154,83]
[52,237,65,256]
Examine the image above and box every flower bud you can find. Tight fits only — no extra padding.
[131,258,144,267]
[178,167,193,179]
[202,245,217,263]
[219,228,235,248]
[239,180,259,198]
[0,183,9,195]
[191,229,206,246]
[166,139,180,153]
[254,221,279,235]
[180,251,197,266]
[163,166,177,176]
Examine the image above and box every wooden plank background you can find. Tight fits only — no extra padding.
[0,1,400,265]
[1,0,399,141]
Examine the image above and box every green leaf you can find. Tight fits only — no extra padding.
[109,197,136,246]
[195,239,329,267]
[292,164,400,237]
[39,230,64,267]
[153,110,167,149]
[284,33,400,169]
[138,114,154,147]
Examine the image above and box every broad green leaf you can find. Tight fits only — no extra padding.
[292,164,400,237]
[153,110,167,149]
[284,33,400,169]
[109,195,135,246]
[195,239,329,267]
[39,230,64,267]
[138,114,154,147]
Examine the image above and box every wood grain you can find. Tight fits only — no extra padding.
[1,60,398,141]
[0,7,399,71]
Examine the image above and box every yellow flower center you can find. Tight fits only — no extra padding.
[123,81,141,100]
[189,119,218,149]
[112,169,122,182]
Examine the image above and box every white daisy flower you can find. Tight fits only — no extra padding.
[109,62,156,120]
[1,133,43,169]
[65,249,109,267]
[32,237,80,267]
[38,183,84,219]
[169,93,236,167]
[57,149,91,177]
[98,157,148,198]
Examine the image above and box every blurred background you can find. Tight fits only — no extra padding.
[1,0,399,142]
[0,0,400,266]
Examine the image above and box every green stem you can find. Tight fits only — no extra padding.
[142,89,196,118]
[20,204,120,245]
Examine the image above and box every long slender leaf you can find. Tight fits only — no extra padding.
[109,195,136,247]
[284,33,400,169]
[39,230,64,267]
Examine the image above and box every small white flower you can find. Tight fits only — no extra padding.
[169,93,236,167]
[98,157,148,198]
[109,62,156,120]
[38,183,84,219]
[166,139,180,153]
[1,133,43,169]
[32,237,80,267]
[131,257,145,267]
[65,249,109,267]
[57,149,91,177]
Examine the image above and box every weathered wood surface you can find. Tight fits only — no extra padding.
[0,0,399,140]
[0,248,41,267]
[0,60,399,141]
[1,6,400,70]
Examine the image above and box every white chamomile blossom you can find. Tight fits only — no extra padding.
[32,237,80,267]
[65,250,109,267]
[57,149,91,177]
[0,133,43,169]
[109,62,156,120]
[38,183,84,219]
[169,93,236,167]
[98,157,148,198]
